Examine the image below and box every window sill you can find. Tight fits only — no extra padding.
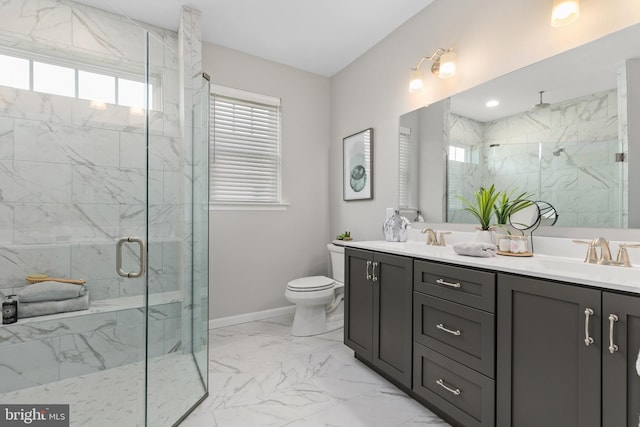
[210,202,290,211]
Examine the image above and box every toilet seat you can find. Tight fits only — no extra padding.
[287,276,334,292]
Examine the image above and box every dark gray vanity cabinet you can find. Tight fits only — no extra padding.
[344,248,374,360]
[344,248,413,387]
[602,292,640,427]
[413,260,496,427]
[497,273,602,427]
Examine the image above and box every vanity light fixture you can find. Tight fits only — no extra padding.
[409,47,456,93]
[551,0,580,27]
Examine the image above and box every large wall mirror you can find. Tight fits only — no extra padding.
[399,24,640,229]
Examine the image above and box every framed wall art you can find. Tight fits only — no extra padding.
[343,128,373,201]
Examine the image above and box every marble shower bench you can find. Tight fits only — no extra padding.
[0,291,182,394]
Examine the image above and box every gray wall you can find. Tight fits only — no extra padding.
[329,0,640,241]
[202,43,331,320]
[205,0,640,320]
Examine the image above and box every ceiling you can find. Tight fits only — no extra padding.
[73,0,434,77]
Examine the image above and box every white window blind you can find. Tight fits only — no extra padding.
[210,86,281,204]
[398,127,411,209]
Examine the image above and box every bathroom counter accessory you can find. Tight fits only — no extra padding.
[496,251,533,257]
[25,274,86,285]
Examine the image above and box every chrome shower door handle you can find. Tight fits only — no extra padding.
[584,308,595,346]
[116,237,146,278]
[608,314,619,354]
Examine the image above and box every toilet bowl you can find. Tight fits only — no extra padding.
[285,243,345,336]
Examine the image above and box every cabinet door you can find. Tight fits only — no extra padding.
[372,252,413,387]
[497,274,601,427]
[344,248,374,361]
[603,292,640,427]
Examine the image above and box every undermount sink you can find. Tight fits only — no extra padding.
[534,255,640,285]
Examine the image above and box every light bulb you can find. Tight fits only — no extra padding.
[409,69,424,93]
[438,51,456,79]
[551,0,579,27]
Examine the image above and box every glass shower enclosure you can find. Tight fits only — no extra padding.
[0,1,209,425]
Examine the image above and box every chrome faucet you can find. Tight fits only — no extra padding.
[575,238,640,267]
[591,237,613,265]
[421,228,438,245]
[420,228,451,247]
[574,237,612,265]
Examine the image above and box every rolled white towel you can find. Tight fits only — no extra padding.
[453,241,497,258]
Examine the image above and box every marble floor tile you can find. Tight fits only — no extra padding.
[183,315,450,427]
[0,314,450,427]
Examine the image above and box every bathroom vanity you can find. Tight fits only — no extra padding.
[342,240,640,427]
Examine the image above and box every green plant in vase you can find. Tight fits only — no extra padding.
[457,184,501,231]
[494,190,533,227]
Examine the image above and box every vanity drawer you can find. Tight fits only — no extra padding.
[414,292,495,377]
[414,260,495,313]
[413,344,495,427]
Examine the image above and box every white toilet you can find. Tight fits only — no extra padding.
[285,243,345,336]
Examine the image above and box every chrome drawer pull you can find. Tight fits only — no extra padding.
[436,278,461,289]
[372,262,378,282]
[436,379,461,396]
[584,308,594,346]
[366,261,372,280]
[436,323,462,336]
[608,314,619,354]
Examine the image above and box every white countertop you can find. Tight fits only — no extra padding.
[338,238,640,295]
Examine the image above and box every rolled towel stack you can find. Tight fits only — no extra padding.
[17,281,89,318]
[453,241,498,258]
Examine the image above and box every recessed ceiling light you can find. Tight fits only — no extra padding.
[486,99,499,108]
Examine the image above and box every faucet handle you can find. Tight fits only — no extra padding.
[573,240,598,264]
[437,232,451,247]
[616,243,640,267]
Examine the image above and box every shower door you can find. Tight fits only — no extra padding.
[143,34,209,426]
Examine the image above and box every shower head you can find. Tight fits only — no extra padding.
[553,147,565,156]
[534,90,550,109]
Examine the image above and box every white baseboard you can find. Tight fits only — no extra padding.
[209,305,296,329]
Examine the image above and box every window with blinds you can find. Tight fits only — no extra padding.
[210,86,281,205]
[398,127,411,209]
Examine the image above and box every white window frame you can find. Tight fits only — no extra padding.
[0,48,162,111]
[209,85,288,210]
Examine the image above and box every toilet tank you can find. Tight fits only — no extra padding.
[327,243,345,283]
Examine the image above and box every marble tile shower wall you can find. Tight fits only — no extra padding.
[0,301,182,394]
[0,0,183,300]
[448,89,625,228]
[0,0,187,392]
[447,114,484,224]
